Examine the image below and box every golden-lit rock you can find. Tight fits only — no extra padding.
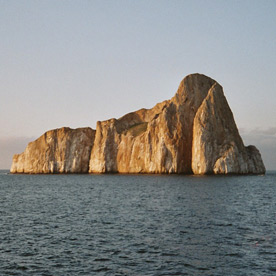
[10,73,266,175]
[191,82,265,174]
[89,73,265,174]
[10,127,95,173]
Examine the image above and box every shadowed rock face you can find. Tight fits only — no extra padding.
[10,73,266,174]
[10,127,95,173]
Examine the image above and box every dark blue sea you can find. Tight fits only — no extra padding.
[0,170,275,276]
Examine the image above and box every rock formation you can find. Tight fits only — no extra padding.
[10,127,95,173]
[191,82,265,174]
[10,73,266,174]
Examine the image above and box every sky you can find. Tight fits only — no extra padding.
[0,0,275,169]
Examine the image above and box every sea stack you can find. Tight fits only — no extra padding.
[10,73,266,175]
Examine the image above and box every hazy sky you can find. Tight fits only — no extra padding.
[1,0,276,169]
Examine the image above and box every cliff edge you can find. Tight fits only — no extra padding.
[10,73,266,174]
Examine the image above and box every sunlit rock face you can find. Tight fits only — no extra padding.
[89,73,265,174]
[89,73,213,173]
[191,82,266,174]
[10,74,266,174]
[10,127,95,173]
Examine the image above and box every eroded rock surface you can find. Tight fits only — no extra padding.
[191,83,265,174]
[10,73,266,174]
[89,74,216,173]
[89,74,265,174]
[10,127,95,173]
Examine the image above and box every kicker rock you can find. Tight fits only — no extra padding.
[10,73,266,175]
[10,127,95,173]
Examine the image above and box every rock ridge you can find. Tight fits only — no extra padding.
[10,73,266,175]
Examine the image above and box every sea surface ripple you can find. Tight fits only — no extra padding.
[0,171,276,275]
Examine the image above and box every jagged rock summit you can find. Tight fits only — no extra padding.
[10,73,266,175]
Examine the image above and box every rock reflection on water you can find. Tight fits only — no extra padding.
[0,172,275,275]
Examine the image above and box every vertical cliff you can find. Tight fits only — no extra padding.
[10,127,95,173]
[191,83,265,174]
[88,73,265,174]
[89,74,215,173]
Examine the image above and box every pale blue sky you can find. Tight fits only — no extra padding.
[0,0,275,169]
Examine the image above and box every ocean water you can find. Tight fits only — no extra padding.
[0,170,275,276]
